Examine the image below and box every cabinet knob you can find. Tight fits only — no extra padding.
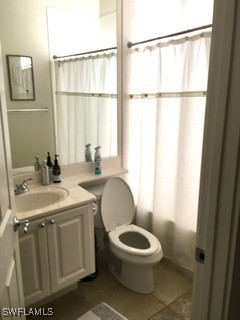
[39,222,45,229]
[49,219,55,225]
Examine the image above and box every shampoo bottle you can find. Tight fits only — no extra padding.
[41,160,50,185]
[34,156,41,171]
[94,146,102,174]
[46,152,53,181]
[85,143,92,162]
[53,155,61,183]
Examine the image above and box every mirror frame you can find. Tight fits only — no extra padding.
[6,54,35,101]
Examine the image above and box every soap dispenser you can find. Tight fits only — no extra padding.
[53,155,61,183]
[34,156,41,171]
[41,160,50,185]
[94,146,102,174]
[85,143,92,162]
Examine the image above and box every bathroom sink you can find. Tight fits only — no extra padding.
[15,187,69,213]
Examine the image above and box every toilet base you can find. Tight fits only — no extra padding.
[104,232,159,294]
[122,262,154,294]
[107,255,155,294]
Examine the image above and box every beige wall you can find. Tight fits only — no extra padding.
[100,0,116,16]
[0,0,98,168]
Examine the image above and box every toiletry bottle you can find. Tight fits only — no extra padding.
[41,160,50,185]
[85,143,92,162]
[34,156,41,171]
[53,155,61,183]
[46,152,53,181]
[94,146,102,174]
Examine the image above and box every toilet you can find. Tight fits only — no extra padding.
[100,177,163,294]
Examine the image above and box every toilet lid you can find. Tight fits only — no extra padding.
[101,177,135,232]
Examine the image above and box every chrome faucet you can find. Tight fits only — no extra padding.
[14,178,33,195]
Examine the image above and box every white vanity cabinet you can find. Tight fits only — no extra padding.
[18,204,95,306]
[18,217,51,306]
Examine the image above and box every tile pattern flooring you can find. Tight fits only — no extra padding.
[34,250,192,320]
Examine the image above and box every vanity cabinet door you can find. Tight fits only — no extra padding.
[19,219,51,306]
[47,205,95,293]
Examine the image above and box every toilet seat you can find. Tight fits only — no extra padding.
[109,224,160,256]
[101,177,135,232]
[101,177,161,256]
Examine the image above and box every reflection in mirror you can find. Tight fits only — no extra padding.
[7,55,35,100]
[53,50,117,165]
[48,2,117,166]
[2,0,117,173]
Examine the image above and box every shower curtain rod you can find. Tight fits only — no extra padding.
[127,24,212,48]
[53,46,117,60]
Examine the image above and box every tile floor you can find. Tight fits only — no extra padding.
[33,250,192,320]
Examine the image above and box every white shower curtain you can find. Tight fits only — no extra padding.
[125,32,211,270]
[54,52,117,165]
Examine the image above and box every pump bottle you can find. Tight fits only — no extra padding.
[53,155,61,183]
[85,143,92,162]
[41,160,50,185]
[34,156,41,171]
[46,152,53,181]
[94,146,102,174]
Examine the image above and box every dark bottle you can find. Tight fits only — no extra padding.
[46,152,53,168]
[46,152,53,182]
[53,155,61,183]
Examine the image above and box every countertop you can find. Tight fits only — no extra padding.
[15,167,127,221]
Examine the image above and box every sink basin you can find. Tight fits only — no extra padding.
[15,187,69,213]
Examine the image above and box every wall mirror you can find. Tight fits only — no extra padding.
[7,55,35,100]
[1,0,117,172]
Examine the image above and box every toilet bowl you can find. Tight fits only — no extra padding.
[101,177,163,294]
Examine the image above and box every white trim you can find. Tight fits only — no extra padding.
[117,0,123,166]
[5,258,15,287]
[192,0,240,318]
[0,208,12,238]
[49,57,58,156]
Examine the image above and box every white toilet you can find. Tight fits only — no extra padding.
[100,177,163,294]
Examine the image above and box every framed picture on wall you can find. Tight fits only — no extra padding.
[6,55,35,100]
